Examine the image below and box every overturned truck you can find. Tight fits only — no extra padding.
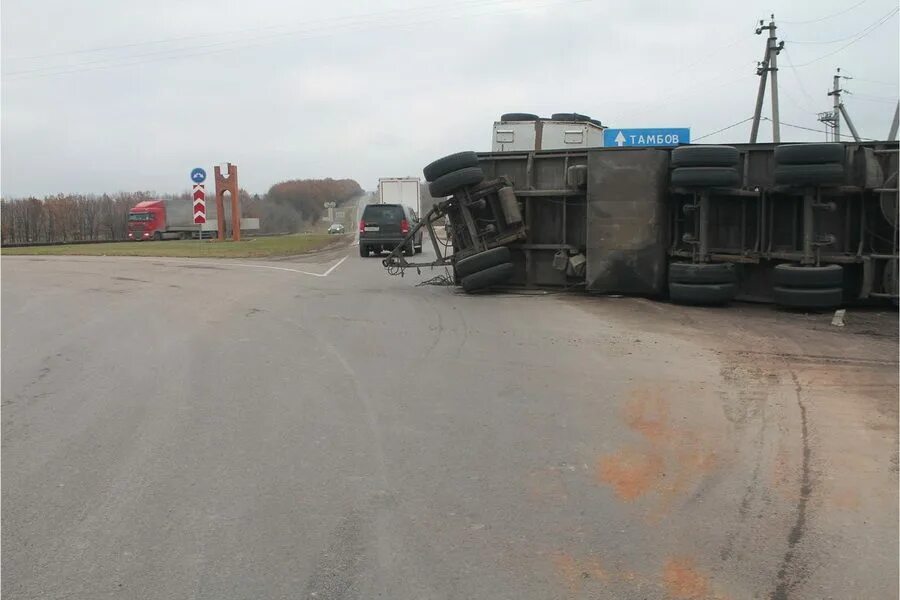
[383,142,899,308]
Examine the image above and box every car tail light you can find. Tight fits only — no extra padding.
[359,220,365,233]
[401,219,409,234]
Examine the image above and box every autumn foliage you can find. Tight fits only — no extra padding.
[1,178,364,244]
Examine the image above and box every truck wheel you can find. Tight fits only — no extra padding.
[670,145,739,167]
[775,143,845,165]
[455,247,511,279]
[359,244,369,258]
[179,232,190,240]
[429,167,485,198]
[500,113,540,122]
[461,262,515,293]
[668,262,736,284]
[153,231,162,241]
[404,240,415,256]
[774,164,845,186]
[671,167,740,188]
[669,282,736,305]
[773,263,843,287]
[774,286,842,309]
[423,151,480,182]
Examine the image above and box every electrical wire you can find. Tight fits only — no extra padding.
[762,116,877,140]
[848,92,900,101]
[693,117,756,142]
[6,0,513,61]
[785,6,896,43]
[3,0,594,81]
[845,94,899,104]
[842,74,899,86]
[779,0,869,25]
[789,6,898,68]
[4,0,529,77]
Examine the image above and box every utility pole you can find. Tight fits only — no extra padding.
[750,15,784,143]
[827,69,843,141]
[826,68,861,142]
[888,101,899,141]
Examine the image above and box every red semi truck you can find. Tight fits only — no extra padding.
[127,199,258,241]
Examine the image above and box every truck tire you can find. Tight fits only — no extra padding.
[500,113,540,121]
[773,263,843,288]
[359,244,369,257]
[669,282,736,305]
[461,262,515,293]
[455,246,512,279]
[773,286,842,309]
[429,166,485,198]
[153,231,162,241]
[668,262,736,284]
[774,163,845,186]
[404,240,415,256]
[670,167,740,188]
[774,143,845,165]
[551,112,591,121]
[670,145,739,167]
[423,151,480,182]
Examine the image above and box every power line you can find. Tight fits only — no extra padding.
[786,7,900,43]
[846,94,899,104]
[3,0,532,78]
[780,0,869,25]
[781,48,818,111]
[5,0,520,62]
[3,0,592,81]
[841,73,899,86]
[790,7,898,68]
[693,117,755,142]
[763,116,876,140]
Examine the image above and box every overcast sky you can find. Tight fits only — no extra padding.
[2,0,898,197]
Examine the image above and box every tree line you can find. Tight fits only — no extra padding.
[1,178,364,244]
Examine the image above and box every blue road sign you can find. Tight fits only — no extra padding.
[190,167,207,183]
[603,128,690,148]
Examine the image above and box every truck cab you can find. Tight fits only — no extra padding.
[127,200,165,241]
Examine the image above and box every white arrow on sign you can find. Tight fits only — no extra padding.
[614,131,626,147]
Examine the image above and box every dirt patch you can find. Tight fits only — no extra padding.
[595,386,719,514]
[663,557,712,599]
[596,448,664,501]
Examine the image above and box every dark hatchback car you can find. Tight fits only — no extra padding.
[359,203,423,257]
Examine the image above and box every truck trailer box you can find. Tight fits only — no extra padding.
[492,117,606,152]
[378,177,421,216]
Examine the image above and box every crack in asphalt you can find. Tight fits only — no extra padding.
[771,370,812,600]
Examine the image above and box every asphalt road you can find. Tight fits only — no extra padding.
[3,243,897,600]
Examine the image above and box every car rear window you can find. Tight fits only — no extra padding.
[363,205,404,223]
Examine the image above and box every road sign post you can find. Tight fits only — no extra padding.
[193,181,206,246]
[191,167,207,244]
[603,128,690,148]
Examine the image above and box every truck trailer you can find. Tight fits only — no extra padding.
[127,199,259,240]
[383,141,899,308]
[378,177,422,216]
[492,112,606,152]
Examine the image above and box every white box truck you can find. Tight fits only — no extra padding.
[492,112,606,151]
[378,177,421,216]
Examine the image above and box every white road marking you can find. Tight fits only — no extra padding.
[219,254,348,278]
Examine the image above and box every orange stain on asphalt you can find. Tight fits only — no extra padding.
[663,557,711,599]
[596,448,664,501]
